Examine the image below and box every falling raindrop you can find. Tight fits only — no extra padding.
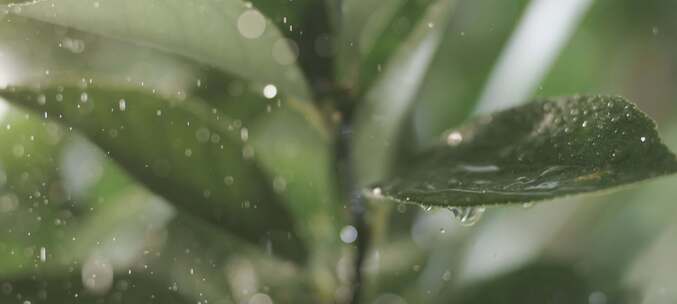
[448,207,486,227]
[446,131,463,146]
[80,92,89,103]
[249,293,274,304]
[118,99,126,111]
[237,9,266,39]
[195,128,210,143]
[370,186,383,198]
[81,255,114,294]
[262,84,278,99]
[39,247,46,262]
[273,176,287,192]
[240,127,249,141]
[340,225,358,244]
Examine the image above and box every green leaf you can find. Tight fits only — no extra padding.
[0,84,306,261]
[249,104,344,301]
[248,0,334,90]
[336,0,451,94]
[370,96,677,208]
[4,0,311,99]
[447,262,592,304]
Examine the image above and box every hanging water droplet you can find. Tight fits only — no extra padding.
[522,202,534,209]
[640,136,647,143]
[439,228,446,234]
[118,99,126,111]
[80,92,89,103]
[448,207,485,227]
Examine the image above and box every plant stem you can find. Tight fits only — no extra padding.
[335,112,369,304]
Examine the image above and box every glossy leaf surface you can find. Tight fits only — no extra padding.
[372,96,677,207]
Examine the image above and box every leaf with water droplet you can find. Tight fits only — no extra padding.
[370,96,677,208]
[0,83,307,262]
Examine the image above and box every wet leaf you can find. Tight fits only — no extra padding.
[0,84,306,262]
[371,96,677,208]
[4,0,311,99]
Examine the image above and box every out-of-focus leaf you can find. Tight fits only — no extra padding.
[336,0,450,95]
[0,112,70,277]
[0,273,198,304]
[0,111,173,279]
[412,0,530,145]
[444,262,591,304]
[4,0,311,99]
[249,0,334,92]
[249,104,343,301]
[370,96,677,208]
[0,16,199,94]
[353,0,454,186]
[0,84,306,261]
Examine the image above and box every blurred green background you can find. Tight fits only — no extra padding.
[1,0,677,303]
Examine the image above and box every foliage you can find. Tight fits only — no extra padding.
[0,0,676,303]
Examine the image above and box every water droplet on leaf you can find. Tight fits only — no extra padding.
[448,207,485,227]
